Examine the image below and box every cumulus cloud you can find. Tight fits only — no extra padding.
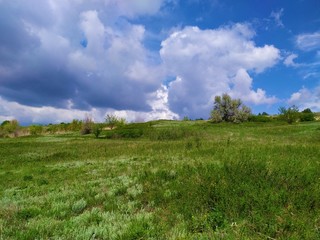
[0,1,284,123]
[296,31,320,51]
[288,87,320,111]
[0,0,166,114]
[160,24,280,118]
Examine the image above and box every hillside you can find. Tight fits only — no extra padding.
[0,121,320,239]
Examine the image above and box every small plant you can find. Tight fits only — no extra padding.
[72,198,87,214]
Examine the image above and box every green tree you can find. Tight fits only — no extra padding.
[2,119,20,137]
[278,105,300,124]
[105,114,126,129]
[300,108,315,122]
[210,94,251,123]
[29,125,43,136]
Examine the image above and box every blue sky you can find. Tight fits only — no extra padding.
[0,0,319,124]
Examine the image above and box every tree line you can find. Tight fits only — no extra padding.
[0,94,318,138]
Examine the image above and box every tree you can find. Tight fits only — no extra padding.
[2,119,20,137]
[300,108,315,122]
[105,114,126,129]
[278,105,300,124]
[29,125,43,135]
[210,94,251,123]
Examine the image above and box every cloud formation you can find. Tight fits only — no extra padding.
[288,87,320,111]
[160,24,280,118]
[0,0,165,114]
[296,31,320,51]
[0,1,288,123]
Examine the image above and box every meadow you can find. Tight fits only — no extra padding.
[0,120,320,239]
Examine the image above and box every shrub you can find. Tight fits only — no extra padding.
[81,116,93,135]
[29,125,43,136]
[210,94,251,123]
[300,108,315,122]
[278,106,300,124]
[92,124,103,138]
[2,119,20,137]
[105,114,126,130]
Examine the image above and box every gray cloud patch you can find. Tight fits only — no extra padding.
[0,1,164,113]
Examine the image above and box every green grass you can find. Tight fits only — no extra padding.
[0,121,320,239]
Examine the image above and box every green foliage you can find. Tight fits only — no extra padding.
[248,115,272,122]
[69,119,83,131]
[278,105,300,124]
[72,198,87,214]
[1,121,320,239]
[92,124,103,138]
[0,119,20,137]
[299,108,315,122]
[29,125,43,135]
[1,120,10,126]
[105,114,126,130]
[210,94,251,123]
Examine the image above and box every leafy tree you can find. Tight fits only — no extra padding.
[2,119,20,137]
[1,120,10,127]
[210,94,251,123]
[278,105,300,124]
[29,125,43,136]
[300,108,315,122]
[105,114,126,129]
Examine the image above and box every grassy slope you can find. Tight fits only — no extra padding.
[0,121,320,239]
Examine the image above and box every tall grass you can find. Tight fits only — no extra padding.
[0,121,319,239]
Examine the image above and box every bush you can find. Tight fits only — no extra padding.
[81,116,93,135]
[105,114,126,130]
[1,119,20,137]
[92,124,103,138]
[300,113,315,122]
[210,94,251,123]
[29,125,43,135]
[278,106,300,124]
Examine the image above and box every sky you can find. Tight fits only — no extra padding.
[0,0,319,125]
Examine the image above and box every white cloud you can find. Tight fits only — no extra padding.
[284,53,299,67]
[160,24,280,118]
[288,87,320,111]
[296,31,320,51]
[270,8,284,28]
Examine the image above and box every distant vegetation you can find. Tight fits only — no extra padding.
[0,96,318,139]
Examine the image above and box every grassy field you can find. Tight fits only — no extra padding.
[1,121,320,239]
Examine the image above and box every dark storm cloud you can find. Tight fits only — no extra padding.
[0,1,164,112]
